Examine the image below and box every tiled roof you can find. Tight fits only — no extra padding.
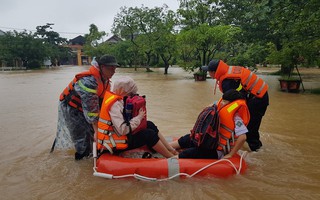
[69,35,85,45]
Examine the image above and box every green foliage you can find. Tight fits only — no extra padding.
[193,70,207,76]
[0,24,69,68]
[227,43,268,67]
[309,88,320,94]
[34,23,67,45]
[266,40,318,76]
[83,24,106,57]
[111,5,178,72]
[178,0,221,29]
[0,30,50,68]
[178,60,201,73]
[34,23,69,65]
[177,24,240,72]
[216,0,320,76]
[2,0,320,75]
[27,60,42,69]
[266,43,295,73]
[228,55,254,68]
[102,40,144,67]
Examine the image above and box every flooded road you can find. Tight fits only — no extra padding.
[1,66,320,200]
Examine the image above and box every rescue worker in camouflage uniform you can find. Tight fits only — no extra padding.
[51,55,119,160]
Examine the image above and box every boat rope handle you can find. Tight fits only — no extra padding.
[93,151,248,182]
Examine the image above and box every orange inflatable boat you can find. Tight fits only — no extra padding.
[93,144,247,181]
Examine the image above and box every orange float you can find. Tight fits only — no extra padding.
[93,145,247,181]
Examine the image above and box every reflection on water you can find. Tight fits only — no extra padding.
[0,66,320,200]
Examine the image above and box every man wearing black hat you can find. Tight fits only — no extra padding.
[202,60,269,151]
[52,54,120,160]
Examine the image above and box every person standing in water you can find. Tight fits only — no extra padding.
[52,55,119,160]
[202,60,269,151]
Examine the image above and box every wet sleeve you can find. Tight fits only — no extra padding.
[74,76,100,124]
[221,79,241,93]
[109,101,143,135]
[234,114,248,136]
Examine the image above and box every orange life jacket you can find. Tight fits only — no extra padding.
[217,99,250,154]
[214,61,268,98]
[97,91,128,153]
[59,66,110,111]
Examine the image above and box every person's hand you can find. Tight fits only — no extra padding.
[93,131,97,142]
[138,108,146,119]
[170,148,179,155]
[223,153,233,159]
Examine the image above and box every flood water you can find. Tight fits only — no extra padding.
[0,66,320,200]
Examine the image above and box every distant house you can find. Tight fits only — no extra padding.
[64,35,89,66]
[62,34,122,66]
[69,35,86,45]
[105,35,122,44]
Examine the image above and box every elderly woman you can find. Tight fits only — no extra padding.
[96,76,177,158]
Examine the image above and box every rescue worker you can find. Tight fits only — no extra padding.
[97,76,177,158]
[170,89,249,159]
[51,54,119,160]
[202,59,269,151]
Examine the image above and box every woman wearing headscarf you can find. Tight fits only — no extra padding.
[97,76,177,158]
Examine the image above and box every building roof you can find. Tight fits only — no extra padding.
[106,35,122,43]
[69,35,85,45]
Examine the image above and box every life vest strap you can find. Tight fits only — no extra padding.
[220,124,233,135]
[109,136,117,148]
[98,137,127,154]
[244,72,253,87]
[98,118,112,126]
[257,81,266,95]
[97,128,115,135]
[219,124,234,154]
[248,77,260,92]
[98,139,114,154]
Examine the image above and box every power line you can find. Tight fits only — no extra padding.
[0,26,87,35]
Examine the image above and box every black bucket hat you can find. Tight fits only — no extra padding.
[97,55,120,67]
[201,59,220,71]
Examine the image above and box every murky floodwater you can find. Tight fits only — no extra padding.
[0,66,319,200]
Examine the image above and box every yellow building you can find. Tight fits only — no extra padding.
[64,35,122,66]
[65,35,90,66]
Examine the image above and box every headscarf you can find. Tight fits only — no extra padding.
[112,76,138,97]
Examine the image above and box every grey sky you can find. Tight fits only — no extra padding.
[0,0,179,39]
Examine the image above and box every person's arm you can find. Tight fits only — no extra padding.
[223,114,248,159]
[223,134,246,159]
[92,122,98,142]
[221,79,241,93]
[109,101,145,135]
[74,76,100,124]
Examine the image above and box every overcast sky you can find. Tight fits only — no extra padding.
[0,0,180,39]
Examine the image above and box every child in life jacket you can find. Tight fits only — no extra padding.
[170,89,249,159]
[97,76,178,158]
